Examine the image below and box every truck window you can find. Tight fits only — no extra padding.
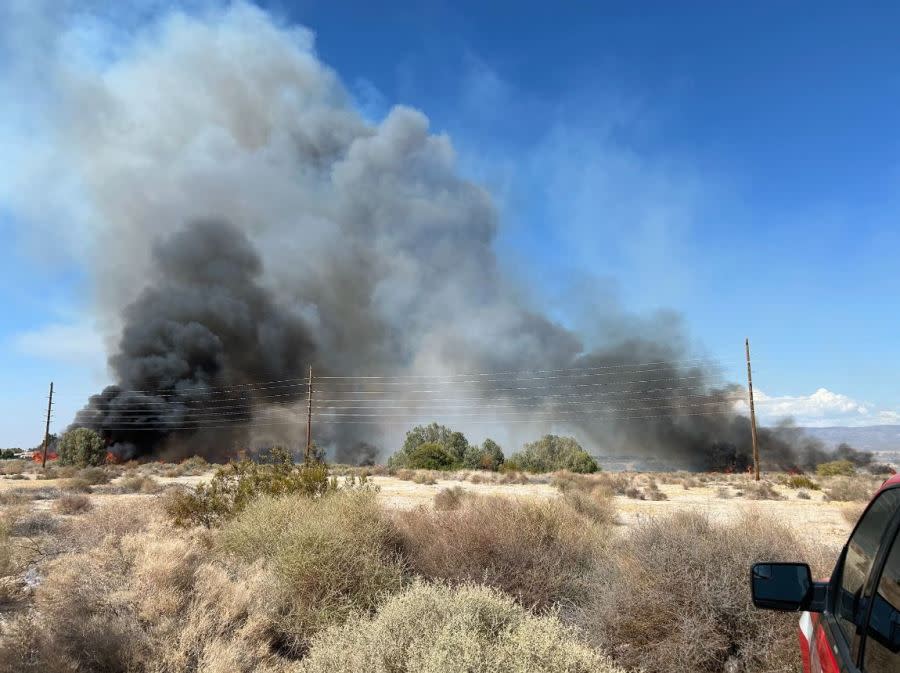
[835,489,900,648]
[862,522,900,672]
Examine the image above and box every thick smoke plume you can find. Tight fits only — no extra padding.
[74,220,314,459]
[6,3,869,468]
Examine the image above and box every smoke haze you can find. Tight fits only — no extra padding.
[3,2,868,468]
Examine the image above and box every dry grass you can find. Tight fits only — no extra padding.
[56,500,156,552]
[0,460,27,476]
[433,485,467,510]
[841,502,867,525]
[119,474,162,494]
[582,510,837,673]
[742,480,784,500]
[825,476,879,502]
[299,581,624,673]
[76,467,111,485]
[395,495,606,612]
[53,493,92,515]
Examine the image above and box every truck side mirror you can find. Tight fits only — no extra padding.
[752,563,824,612]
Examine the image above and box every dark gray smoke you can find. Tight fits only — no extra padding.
[7,3,870,468]
[74,220,315,459]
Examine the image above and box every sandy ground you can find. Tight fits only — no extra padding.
[365,475,856,548]
[0,469,859,549]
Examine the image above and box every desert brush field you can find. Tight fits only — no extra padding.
[0,457,886,673]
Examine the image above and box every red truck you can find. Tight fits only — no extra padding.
[752,473,900,673]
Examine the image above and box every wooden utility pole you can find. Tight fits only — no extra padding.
[305,365,313,463]
[40,381,54,468]
[745,339,760,481]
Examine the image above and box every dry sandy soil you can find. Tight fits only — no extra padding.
[1,467,862,549]
[367,475,858,548]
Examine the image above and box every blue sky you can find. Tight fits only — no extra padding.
[2,1,900,447]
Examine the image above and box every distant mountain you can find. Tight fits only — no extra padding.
[798,425,900,453]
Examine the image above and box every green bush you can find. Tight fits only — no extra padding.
[219,490,405,655]
[0,449,21,460]
[404,442,456,470]
[389,422,471,468]
[299,581,622,673]
[816,460,856,477]
[784,474,820,490]
[462,438,505,470]
[510,435,598,473]
[58,428,106,467]
[164,447,332,528]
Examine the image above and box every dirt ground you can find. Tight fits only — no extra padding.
[366,475,857,548]
[0,468,863,549]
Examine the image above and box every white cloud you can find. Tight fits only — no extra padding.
[732,387,900,427]
[12,321,106,365]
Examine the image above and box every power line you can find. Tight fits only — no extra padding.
[83,382,732,415]
[54,356,728,399]
[92,398,738,428]
[91,407,740,431]
[64,376,729,412]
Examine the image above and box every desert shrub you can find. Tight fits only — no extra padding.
[165,448,331,528]
[57,500,155,552]
[411,470,438,485]
[743,480,783,500]
[63,477,93,493]
[784,474,820,490]
[53,493,93,515]
[403,442,456,470]
[595,472,633,495]
[299,581,623,673]
[76,466,111,485]
[120,475,162,494]
[816,459,856,477]
[510,435,598,473]
[624,486,643,499]
[0,459,27,475]
[219,491,405,655]
[864,462,895,475]
[561,488,617,526]
[499,470,529,484]
[841,502,867,524]
[58,427,106,467]
[643,479,668,501]
[179,455,209,474]
[434,485,467,510]
[0,519,11,577]
[584,511,835,673]
[716,487,730,499]
[11,511,57,537]
[36,465,77,480]
[797,490,811,500]
[395,495,604,611]
[825,476,875,502]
